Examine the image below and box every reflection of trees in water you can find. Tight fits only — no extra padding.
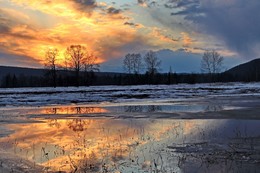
[47,119,61,128]
[124,106,143,112]
[123,105,162,113]
[67,119,91,132]
[64,119,133,172]
[44,107,107,115]
[205,104,223,112]
[25,117,260,172]
[147,105,162,112]
[75,107,81,114]
[45,108,58,114]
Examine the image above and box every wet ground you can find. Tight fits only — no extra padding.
[0,83,260,172]
[1,118,260,173]
[0,99,259,172]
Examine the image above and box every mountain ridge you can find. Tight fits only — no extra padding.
[225,58,260,81]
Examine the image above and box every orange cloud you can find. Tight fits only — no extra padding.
[0,0,238,68]
[151,27,179,44]
[0,1,151,66]
[181,32,194,47]
[0,1,215,68]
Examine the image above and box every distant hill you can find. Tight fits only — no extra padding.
[225,58,260,81]
[0,65,127,87]
[0,66,124,80]
[0,66,45,79]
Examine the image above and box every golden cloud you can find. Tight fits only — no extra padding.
[1,0,213,68]
[0,1,153,66]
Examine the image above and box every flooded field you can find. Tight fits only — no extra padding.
[1,116,260,172]
[0,83,260,172]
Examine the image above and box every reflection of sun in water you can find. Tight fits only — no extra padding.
[0,119,215,172]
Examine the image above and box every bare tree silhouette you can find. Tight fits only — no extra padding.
[65,45,99,86]
[44,48,59,87]
[144,50,161,83]
[201,50,224,74]
[123,53,143,74]
[123,53,132,74]
[144,50,161,75]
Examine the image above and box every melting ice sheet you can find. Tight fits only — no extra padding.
[0,100,243,120]
[0,82,259,107]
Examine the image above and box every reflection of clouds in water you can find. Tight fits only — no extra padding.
[2,102,240,120]
[0,119,181,171]
[0,118,259,172]
[0,118,161,171]
[124,105,144,112]
[209,120,260,138]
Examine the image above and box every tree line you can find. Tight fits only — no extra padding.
[44,45,99,87]
[1,48,258,88]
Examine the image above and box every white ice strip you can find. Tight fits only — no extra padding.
[0,82,259,107]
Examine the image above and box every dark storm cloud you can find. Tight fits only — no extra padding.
[168,0,260,58]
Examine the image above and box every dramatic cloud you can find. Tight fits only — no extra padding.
[0,0,160,67]
[0,0,251,72]
[169,0,260,58]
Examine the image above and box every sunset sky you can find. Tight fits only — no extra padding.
[0,0,259,72]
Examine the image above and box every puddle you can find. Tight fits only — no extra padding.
[0,103,241,118]
[0,118,259,172]
[108,104,234,113]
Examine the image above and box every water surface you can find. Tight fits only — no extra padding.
[0,116,259,172]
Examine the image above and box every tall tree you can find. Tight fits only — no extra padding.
[201,50,224,74]
[83,53,100,73]
[65,45,99,86]
[123,53,143,74]
[83,53,100,85]
[132,53,143,74]
[44,48,59,87]
[167,66,174,84]
[65,45,88,86]
[144,50,161,76]
[123,53,132,74]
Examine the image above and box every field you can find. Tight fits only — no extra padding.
[0,82,260,173]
